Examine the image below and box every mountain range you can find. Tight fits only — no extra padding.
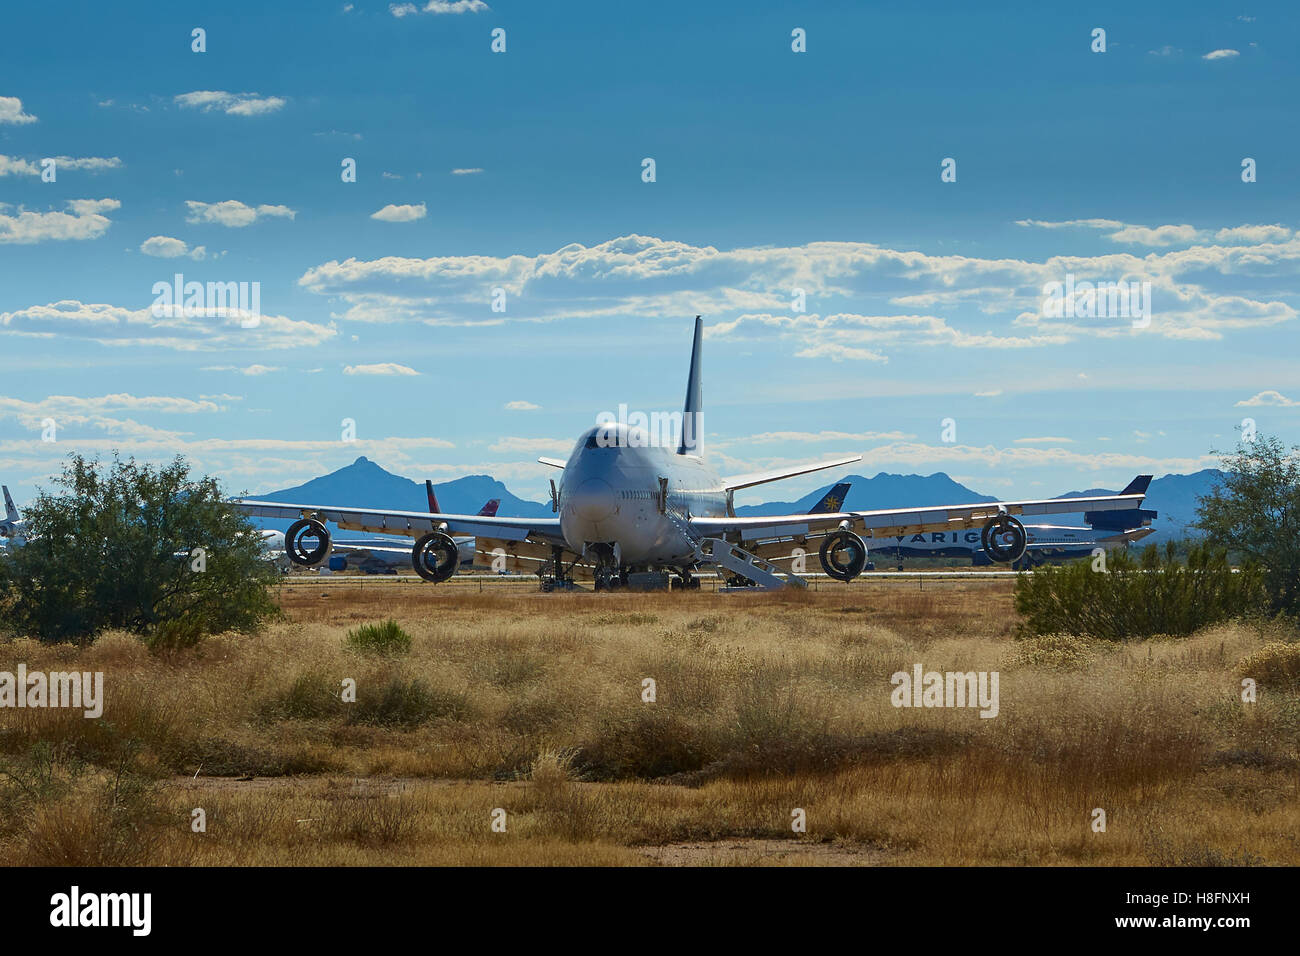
[248,456,1222,543]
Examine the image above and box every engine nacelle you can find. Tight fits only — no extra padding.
[285,518,332,566]
[819,530,868,581]
[412,531,459,583]
[980,514,1027,563]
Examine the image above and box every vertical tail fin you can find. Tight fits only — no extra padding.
[476,499,501,517]
[677,315,703,455]
[2,486,16,523]
[425,480,440,514]
[808,482,851,514]
[1119,475,1152,497]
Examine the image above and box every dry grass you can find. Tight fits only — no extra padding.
[1,579,1296,866]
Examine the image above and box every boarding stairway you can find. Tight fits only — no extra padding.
[665,507,806,591]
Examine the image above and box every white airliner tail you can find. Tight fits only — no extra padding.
[677,315,704,456]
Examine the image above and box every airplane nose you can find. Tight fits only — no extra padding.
[570,477,616,521]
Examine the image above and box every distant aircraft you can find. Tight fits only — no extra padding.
[323,493,502,573]
[0,486,27,548]
[259,529,289,571]
[869,476,1158,569]
[1,484,292,570]
[807,482,852,515]
[234,317,1153,591]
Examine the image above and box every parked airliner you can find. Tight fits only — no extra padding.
[234,318,1154,591]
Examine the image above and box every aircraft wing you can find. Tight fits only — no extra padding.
[690,480,1152,541]
[232,499,565,545]
[721,455,862,492]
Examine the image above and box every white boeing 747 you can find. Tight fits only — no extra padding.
[233,318,1153,591]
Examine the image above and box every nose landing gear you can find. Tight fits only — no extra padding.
[594,565,630,591]
[539,545,579,592]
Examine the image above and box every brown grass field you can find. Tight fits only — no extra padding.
[1,576,1297,866]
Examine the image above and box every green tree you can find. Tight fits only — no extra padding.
[0,454,279,645]
[1195,434,1300,619]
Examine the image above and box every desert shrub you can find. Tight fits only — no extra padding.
[1235,641,1300,687]
[261,672,345,722]
[345,619,412,655]
[1014,541,1264,641]
[18,737,181,866]
[348,676,467,727]
[528,748,578,802]
[576,708,714,780]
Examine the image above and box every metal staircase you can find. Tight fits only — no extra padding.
[701,537,806,591]
[665,505,805,591]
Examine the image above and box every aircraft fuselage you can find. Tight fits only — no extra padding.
[558,424,727,566]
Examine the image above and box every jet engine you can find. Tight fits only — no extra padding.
[285,518,331,566]
[980,514,1027,563]
[412,531,459,583]
[819,529,868,581]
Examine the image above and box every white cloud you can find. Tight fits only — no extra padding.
[504,400,540,410]
[297,231,1300,353]
[2,300,335,351]
[0,155,122,177]
[1236,390,1298,407]
[1107,223,1201,246]
[54,156,123,173]
[174,91,286,116]
[974,389,1002,397]
[343,363,420,376]
[0,96,37,124]
[0,198,119,244]
[1017,218,1202,246]
[370,202,427,222]
[203,365,282,376]
[390,1,488,17]
[0,155,37,176]
[451,167,484,175]
[724,429,913,445]
[793,341,888,362]
[185,200,295,227]
[1202,49,1240,60]
[1013,437,1074,444]
[1215,224,1291,243]
[1147,46,1182,57]
[140,235,207,260]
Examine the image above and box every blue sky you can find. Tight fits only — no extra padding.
[2,0,1298,508]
